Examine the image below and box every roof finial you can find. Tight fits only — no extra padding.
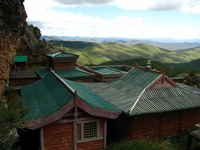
[60,43,64,52]
[146,54,151,69]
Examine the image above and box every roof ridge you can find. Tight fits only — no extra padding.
[76,68,94,75]
[51,52,61,57]
[50,69,75,93]
[121,67,135,79]
[129,74,162,113]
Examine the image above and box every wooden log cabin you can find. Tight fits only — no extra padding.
[13,55,28,70]
[84,63,200,141]
[20,71,121,150]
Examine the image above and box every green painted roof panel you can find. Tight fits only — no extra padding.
[21,72,120,121]
[34,68,50,78]
[92,67,122,74]
[54,69,93,78]
[130,87,200,115]
[21,72,74,121]
[46,52,79,58]
[84,67,200,116]
[14,56,27,62]
[35,68,93,79]
[63,79,121,112]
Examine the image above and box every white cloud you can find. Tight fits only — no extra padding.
[114,0,200,14]
[52,0,114,6]
[23,0,200,39]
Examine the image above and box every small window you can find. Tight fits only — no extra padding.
[84,122,97,139]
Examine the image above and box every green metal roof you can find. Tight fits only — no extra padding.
[54,69,93,79]
[84,67,200,116]
[34,68,50,78]
[35,68,93,79]
[130,87,200,115]
[21,72,74,121]
[14,56,27,62]
[92,67,123,74]
[21,72,120,121]
[84,67,161,114]
[63,79,121,112]
[46,52,79,58]
[171,77,184,80]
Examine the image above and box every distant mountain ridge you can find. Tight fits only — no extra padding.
[48,40,200,65]
[42,35,200,50]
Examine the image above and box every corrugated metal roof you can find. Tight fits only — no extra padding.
[21,72,74,121]
[63,79,121,112]
[84,67,200,116]
[84,67,161,114]
[171,77,184,80]
[130,87,200,115]
[54,69,93,78]
[14,56,27,62]
[21,72,120,121]
[46,52,79,58]
[35,68,93,79]
[34,68,50,78]
[176,83,200,93]
[92,67,123,74]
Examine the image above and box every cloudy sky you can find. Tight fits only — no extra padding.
[24,0,200,39]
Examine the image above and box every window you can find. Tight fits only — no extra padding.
[77,120,102,143]
[84,122,97,139]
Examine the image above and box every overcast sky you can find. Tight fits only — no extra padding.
[24,0,200,39]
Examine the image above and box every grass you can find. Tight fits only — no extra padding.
[106,138,172,150]
[106,130,200,150]
[27,64,47,70]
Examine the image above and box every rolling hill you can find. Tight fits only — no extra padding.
[47,40,200,66]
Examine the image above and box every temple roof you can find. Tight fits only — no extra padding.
[46,51,79,58]
[84,67,200,116]
[14,56,27,62]
[92,67,124,74]
[21,71,121,129]
[35,68,94,79]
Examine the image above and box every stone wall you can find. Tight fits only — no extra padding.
[0,0,27,94]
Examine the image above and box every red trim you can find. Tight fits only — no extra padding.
[135,65,162,74]
[77,97,121,119]
[148,73,178,89]
[27,100,74,129]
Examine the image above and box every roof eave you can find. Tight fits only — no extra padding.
[26,100,74,130]
[77,97,121,119]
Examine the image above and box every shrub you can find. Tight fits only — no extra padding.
[106,138,172,150]
[0,87,29,150]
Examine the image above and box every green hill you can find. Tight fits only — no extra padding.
[99,58,200,77]
[48,40,200,65]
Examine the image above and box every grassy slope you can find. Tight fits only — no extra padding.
[49,41,200,65]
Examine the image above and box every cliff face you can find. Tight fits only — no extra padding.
[17,25,48,65]
[0,0,27,94]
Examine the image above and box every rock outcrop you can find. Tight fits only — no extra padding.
[17,25,48,65]
[0,0,27,94]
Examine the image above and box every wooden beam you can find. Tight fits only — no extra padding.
[103,119,107,150]
[73,122,77,150]
[40,127,44,150]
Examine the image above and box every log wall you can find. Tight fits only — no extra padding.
[54,62,76,70]
[130,108,200,140]
[109,107,200,141]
